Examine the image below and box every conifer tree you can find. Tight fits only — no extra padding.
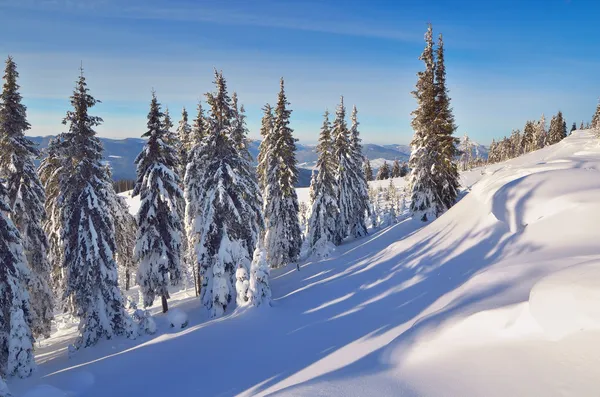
[534,114,547,148]
[38,137,66,308]
[510,129,522,157]
[0,180,35,378]
[571,122,577,133]
[409,24,441,221]
[185,71,263,316]
[347,104,369,238]
[580,121,584,130]
[109,193,137,291]
[548,111,567,145]
[331,97,354,240]
[257,104,274,189]
[376,161,391,180]
[247,241,271,307]
[263,78,301,268]
[433,33,460,211]
[391,159,401,178]
[307,110,340,256]
[191,102,207,145]
[521,120,536,153]
[592,101,600,130]
[176,107,192,178]
[400,162,409,177]
[0,56,53,337]
[364,158,373,181]
[58,69,134,348]
[133,92,182,313]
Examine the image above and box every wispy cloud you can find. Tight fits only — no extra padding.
[0,0,419,42]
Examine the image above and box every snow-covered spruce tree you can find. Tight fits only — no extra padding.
[347,105,369,238]
[58,70,134,348]
[591,101,600,130]
[133,92,182,313]
[247,241,271,307]
[263,78,302,269]
[510,129,522,157]
[0,56,53,338]
[109,192,137,291]
[409,24,441,222]
[38,137,68,310]
[257,103,274,190]
[307,110,340,257]
[433,33,460,211]
[534,114,547,149]
[364,158,373,181]
[521,120,536,153]
[176,107,192,178]
[548,111,567,145]
[391,160,401,178]
[376,161,390,180]
[191,102,208,146]
[571,122,577,134]
[0,180,35,379]
[186,71,263,316]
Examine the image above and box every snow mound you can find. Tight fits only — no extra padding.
[22,384,67,397]
[529,261,600,339]
[168,308,188,329]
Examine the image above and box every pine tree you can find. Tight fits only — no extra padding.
[257,104,274,190]
[133,92,182,313]
[176,107,192,178]
[185,71,263,317]
[0,56,53,337]
[376,161,391,180]
[364,158,373,181]
[391,159,401,178]
[263,78,301,269]
[307,110,340,256]
[38,137,66,309]
[433,33,460,211]
[592,101,600,130]
[0,180,35,379]
[58,69,134,348]
[409,24,441,221]
[521,120,536,153]
[347,105,369,238]
[247,241,271,307]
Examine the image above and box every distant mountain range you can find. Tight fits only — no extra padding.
[29,136,488,188]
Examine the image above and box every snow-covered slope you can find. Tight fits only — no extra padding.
[14,130,600,396]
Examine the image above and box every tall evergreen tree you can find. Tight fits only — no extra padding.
[433,33,460,211]
[591,101,600,130]
[391,159,401,178]
[0,56,53,337]
[109,192,137,292]
[133,92,183,313]
[331,96,354,240]
[257,104,274,190]
[580,121,585,130]
[0,180,35,378]
[176,107,192,178]
[409,24,441,221]
[58,69,134,348]
[364,158,373,181]
[571,122,577,134]
[185,71,263,317]
[534,114,547,148]
[377,161,391,180]
[191,102,207,145]
[263,78,302,268]
[521,120,536,153]
[347,104,369,238]
[548,111,567,145]
[307,110,340,256]
[38,137,67,310]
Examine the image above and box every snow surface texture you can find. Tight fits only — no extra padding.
[14,130,600,396]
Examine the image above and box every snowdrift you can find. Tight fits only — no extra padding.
[13,130,600,397]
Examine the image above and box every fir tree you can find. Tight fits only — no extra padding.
[307,110,340,256]
[38,137,66,309]
[257,104,274,190]
[191,102,207,145]
[592,101,600,130]
[0,180,35,378]
[176,107,192,179]
[263,78,302,268]
[347,105,369,238]
[433,33,460,211]
[364,158,373,181]
[185,71,263,317]
[331,97,354,240]
[521,120,536,153]
[109,193,137,291]
[58,69,134,348]
[409,24,441,221]
[391,159,401,178]
[376,161,391,180]
[548,111,567,145]
[0,56,53,337]
[534,114,547,149]
[247,241,271,307]
[133,92,183,313]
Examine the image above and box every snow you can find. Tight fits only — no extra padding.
[167,308,188,329]
[12,130,600,396]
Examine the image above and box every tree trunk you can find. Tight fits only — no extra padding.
[161,294,168,313]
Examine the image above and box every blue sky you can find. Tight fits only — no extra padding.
[0,0,598,145]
